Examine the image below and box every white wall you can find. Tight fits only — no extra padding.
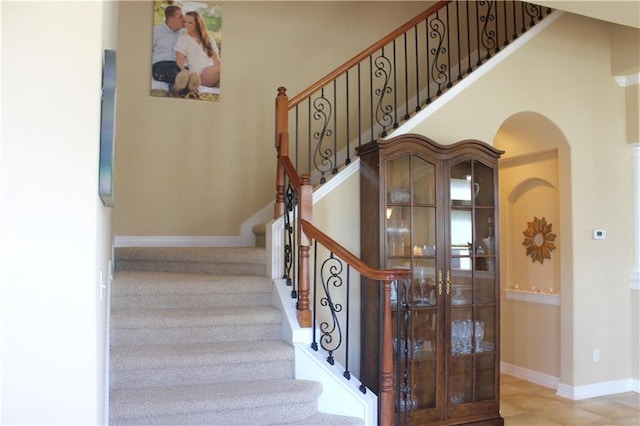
[1,1,116,423]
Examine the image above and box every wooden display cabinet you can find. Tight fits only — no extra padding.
[357,134,504,425]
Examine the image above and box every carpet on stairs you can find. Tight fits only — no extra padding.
[109,246,363,426]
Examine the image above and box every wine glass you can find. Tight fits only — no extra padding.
[474,320,485,352]
[414,267,427,305]
[460,319,473,354]
[451,320,461,355]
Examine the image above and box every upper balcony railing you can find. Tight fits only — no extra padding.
[278,0,551,188]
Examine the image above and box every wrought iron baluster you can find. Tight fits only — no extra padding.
[283,181,297,297]
[343,264,351,380]
[429,11,448,96]
[445,5,452,88]
[374,47,393,137]
[455,2,463,81]
[311,241,319,351]
[425,16,432,104]
[345,70,351,166]
[318,252,344,366]
[414,24,421,110]
[312,88,334,184]
[332,80,338,176]
[524,2,541,28]
[480,1,497,61]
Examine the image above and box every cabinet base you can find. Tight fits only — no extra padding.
[407,414,504,426]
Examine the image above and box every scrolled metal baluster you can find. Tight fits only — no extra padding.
[479,1,497,59]
[312,93,334,184]
[318,252,344,365]
[373,53,393,137]
[524,2,541,28]
[283,182,297,296]
[429,14,449,96]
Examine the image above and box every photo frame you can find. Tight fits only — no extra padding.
[150,1,222,102]
[99,49,117,207]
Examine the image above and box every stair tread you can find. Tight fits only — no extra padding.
[112,305,282,328]
[113,271,273,295]
[110,378,323,418]
[111,340,294,369]
[115,246,266,264]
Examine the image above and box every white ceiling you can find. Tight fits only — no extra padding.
[531,1,639,29]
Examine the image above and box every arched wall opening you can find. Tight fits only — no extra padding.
[494,111,571,385]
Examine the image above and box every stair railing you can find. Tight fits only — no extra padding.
[274,1,552,423]
[277,0,551,189]
[275,129,411,424]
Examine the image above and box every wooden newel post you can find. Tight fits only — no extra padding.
[297,174,313,328]
[379,279,395,426]
[274,87,289,219]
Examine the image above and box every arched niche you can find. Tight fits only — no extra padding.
[494,111,570,383]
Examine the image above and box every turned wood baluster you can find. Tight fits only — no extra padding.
[297,174,313,327]
[379,279,395,426]
[274,87,288,218]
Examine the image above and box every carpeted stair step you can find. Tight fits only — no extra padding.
[111,271,273,309]
[110,340,294,389]
[111,305,282,346]
[115,246,267,276]
[110,379,325,426]
[110,247,363,425]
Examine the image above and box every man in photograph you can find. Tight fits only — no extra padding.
[151,5,201,94]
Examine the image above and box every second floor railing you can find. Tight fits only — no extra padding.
[280,0,551,188]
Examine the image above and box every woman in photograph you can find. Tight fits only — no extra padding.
[174,11,221,88]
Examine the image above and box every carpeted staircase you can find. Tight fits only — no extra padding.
[109,246,362,425]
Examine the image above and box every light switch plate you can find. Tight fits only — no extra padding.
[592,229,606,240]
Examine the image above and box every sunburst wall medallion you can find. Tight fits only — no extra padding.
[522,216,556,264]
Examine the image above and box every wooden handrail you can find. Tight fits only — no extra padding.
[279,155,302,192]
[301,219,410,282]
[300,219,404,426]
[288,1,451,109]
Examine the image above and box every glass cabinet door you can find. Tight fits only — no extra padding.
[386,154,441,417]
[448,159,498,408]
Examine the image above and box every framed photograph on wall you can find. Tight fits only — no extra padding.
[151,1,222,102]
[99,49,117,207]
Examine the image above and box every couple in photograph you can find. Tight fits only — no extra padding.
[152,5,221,96]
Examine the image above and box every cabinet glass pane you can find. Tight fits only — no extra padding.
[450,270,472,305]
[412,157,435,205]
[474,354,496,401]
[475,306,496,352]
[473,162,494,207]
[387,207,410,256]
[451,208,472,271]
[475,272,496,303]
[387,156,411,204]
[450,308,472,357]
[450,357,472,404]
[450,160,473,206]
[413,207,436,253]
[413,259,437,307]
[414,360,437,409]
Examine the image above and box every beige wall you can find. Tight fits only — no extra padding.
[408,13,635,387]
[113,1,431,237]
[311,168,363,376]
[112,0,639,392]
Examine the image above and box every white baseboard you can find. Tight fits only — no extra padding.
[500,362,559,390]
[501,362,639,400]
[557,378,638,400]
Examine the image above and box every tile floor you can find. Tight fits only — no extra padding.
[501,375,640,425]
